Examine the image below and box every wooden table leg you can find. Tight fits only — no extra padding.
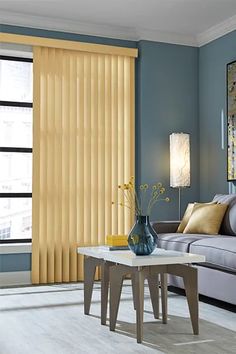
[109,265,126,331]
[101,261,113,325]
[168,264,199,335]
[131,273,137,310]
[147,274,159,319]
[183,267,199,335]
[160,273,168,324]
[84,256,101,315]
[135,268,145,343]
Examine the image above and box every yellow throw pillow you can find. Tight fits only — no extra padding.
[177,201,216,233]
[183,203,228,235]
[177,203,194,232]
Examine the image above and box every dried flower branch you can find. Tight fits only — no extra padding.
[112,177,170,216]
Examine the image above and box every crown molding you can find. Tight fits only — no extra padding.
[0,10,197,47]
[197,14,236,47]
[137,28,197,47]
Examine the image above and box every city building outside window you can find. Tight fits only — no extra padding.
[0,55,33,243]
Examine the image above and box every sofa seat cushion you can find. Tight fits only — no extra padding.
[157,233,213,252]
[190,236,236,272]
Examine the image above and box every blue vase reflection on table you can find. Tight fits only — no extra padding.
[128,215,158,255]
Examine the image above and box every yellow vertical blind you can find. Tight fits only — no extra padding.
[32,46,135,283]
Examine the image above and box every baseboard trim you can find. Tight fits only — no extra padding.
[0,271,31,286]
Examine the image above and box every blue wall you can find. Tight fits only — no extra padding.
[199,30,236,201]
[137,40,199,220]
[0,254,31,272]
[0,24,136,48]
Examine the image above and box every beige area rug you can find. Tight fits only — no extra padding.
[0,282,235,354]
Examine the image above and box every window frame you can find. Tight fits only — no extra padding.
[0,55,33,244]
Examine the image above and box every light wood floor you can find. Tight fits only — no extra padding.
[0,281,235,354]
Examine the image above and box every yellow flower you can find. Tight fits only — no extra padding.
[115,177,170,215]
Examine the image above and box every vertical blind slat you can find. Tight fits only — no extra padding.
[47,47,55,283]
[118,56,124,234]
[77,53,84,245]
[98,55,106,244]
[40,47,48,284]
[105,55,112,237]
[54,49,63,283]
[111,56,118,234]
[61,51,70,282]
[69,52,78,281]
[84,54,92,247]
[91,54,98,246]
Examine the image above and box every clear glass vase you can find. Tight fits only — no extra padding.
[128,215,158,255]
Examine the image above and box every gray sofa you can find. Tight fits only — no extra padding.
[152,194,236,305]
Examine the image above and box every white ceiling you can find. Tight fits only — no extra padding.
[1,0,236,46]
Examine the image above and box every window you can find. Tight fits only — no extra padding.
[0,55,33,243]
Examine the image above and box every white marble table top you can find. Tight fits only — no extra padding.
[77,246,205,267]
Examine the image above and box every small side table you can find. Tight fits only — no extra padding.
[82,255,166,325]
[78,247,205,343]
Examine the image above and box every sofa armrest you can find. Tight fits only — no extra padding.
[151,221,180,234]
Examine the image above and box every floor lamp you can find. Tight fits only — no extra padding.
[169,133,190,220]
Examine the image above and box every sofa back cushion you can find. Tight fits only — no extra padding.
[213,194,236,236]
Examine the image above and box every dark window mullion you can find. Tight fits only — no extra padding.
[0,101,33,108]
[0,193,32,198]
[0,238,32,244]
[0,55,32,63]
[0,147,32,153]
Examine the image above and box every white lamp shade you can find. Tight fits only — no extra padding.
[170,133,190,188]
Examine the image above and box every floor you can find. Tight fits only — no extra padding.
[0,281,235,354]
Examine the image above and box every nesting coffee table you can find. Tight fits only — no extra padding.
[77,247,205,343]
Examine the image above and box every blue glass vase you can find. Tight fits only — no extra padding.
[128,215,158,255]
